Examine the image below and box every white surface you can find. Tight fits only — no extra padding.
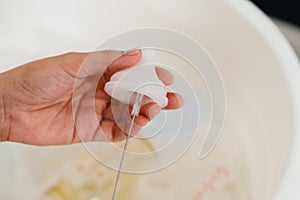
[271,17,300,200]
[0,0,299,199]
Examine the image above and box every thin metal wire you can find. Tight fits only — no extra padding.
[111,93,143,200]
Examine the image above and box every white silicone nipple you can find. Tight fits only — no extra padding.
[104,50,168,107]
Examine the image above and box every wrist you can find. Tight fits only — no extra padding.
[0,72,10,142]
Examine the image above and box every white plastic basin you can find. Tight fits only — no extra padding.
[0,0,299,199]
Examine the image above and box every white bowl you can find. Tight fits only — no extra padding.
[0,0,299,199]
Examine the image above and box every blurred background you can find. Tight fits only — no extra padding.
[251,0,300,57]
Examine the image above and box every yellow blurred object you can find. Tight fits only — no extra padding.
[46,139,154,200]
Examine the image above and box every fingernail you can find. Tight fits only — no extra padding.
[149,104,161,119]
[125,49,141,56]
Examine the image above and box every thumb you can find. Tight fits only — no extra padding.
[62,50,141,78]
[104,49,142,79]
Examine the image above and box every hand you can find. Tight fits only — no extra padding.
[0,50,183,145]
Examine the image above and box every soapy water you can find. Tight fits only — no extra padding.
[42,106,253,200]
[43,133,253,200]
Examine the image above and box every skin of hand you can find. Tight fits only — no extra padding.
[0,50,183,145]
